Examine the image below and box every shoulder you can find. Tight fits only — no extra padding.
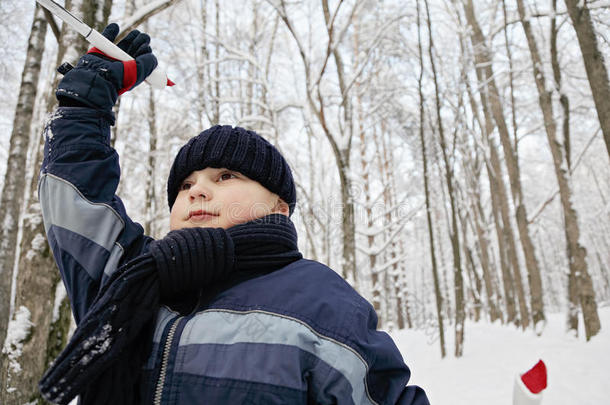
[210,259,376,341]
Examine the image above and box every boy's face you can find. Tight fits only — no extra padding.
[169,167,289,230]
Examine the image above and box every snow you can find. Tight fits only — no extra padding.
[390,306,610,404]
[2,305,34,375]
[79,323,113,366]
[52,281,67,323]
[43,110,63,141]
[25,232,46,260]
[119,0,175,30]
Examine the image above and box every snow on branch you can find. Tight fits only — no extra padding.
[117,0,183,40]
[357,203,424,257]
[342,13,412,100]
[370,195,419,223]
[370,253,409,275]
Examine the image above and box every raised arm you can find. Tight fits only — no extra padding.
[39,24,157,323]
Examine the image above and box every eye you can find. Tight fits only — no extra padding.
[218,171,237,182]
[179,182,192,191]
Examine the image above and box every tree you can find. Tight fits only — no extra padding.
[564,0,610,159]
[0,2,105,402]
[1,1,182,400]
[271,0,364,286]
[416,0,446,357]
[463,0,544,330]
[516,0,601,340]
[0,3,47,360]
[423,0,465,357]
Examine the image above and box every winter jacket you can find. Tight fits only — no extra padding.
[39,107,430,405]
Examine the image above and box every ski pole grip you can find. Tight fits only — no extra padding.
[86,29,170,90]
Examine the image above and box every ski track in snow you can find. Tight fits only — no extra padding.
[390,306,610,404]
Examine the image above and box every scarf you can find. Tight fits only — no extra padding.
[39,214,302,404]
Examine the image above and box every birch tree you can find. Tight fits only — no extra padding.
[1,1,182,400]
[0,1,92,399]
[0,3,47,359]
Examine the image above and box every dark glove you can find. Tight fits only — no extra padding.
[56,23,158,111]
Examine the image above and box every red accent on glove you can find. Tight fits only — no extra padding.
[521,360,547,394]
[88,47,117,60]
[87,47,137,95]
[119,60,137,95]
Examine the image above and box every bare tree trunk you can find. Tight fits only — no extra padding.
[376,121,410,330]
[424,0,465,357]
[353,16,380,324]
[464,0,542,330]
[516,0,600,340]
[461,61,503,324]
[144,85,158,237]
[488,135,529,329]
[564,0,610,158]
[0,3,47,354]
[537,234,561,310]
[358,110,379,320]
[551,0,579,334]
[320,0,357,287]
[488,160,517,324]
[461,154,499,324]
[461,211,482,322]
[274,0,358,286]
[2,1,186,400]
[213,0,220,125]
[501,0,519,152]
[416,0,445,357]
[469,200,502,322]
[0,6,49,401]
[0,1,93,400]
[379,127,410,330]
[197,0,210,128]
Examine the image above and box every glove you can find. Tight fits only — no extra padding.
[56,23,158,111]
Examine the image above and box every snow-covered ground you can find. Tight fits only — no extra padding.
[390,306,610,404]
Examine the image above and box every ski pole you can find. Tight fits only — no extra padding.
[35,0,174,89]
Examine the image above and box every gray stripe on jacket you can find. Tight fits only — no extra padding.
[39,173,125,280]
[178,309,377,405]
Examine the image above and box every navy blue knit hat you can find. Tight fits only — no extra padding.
[167,125,296,216]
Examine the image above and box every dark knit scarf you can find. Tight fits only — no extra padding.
[39,214,301,405]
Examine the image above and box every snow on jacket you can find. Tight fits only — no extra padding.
[39,107,430,405]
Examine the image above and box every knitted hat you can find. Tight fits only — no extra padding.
[167,125,296,216]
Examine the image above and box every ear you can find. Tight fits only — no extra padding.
[272,197,290,216]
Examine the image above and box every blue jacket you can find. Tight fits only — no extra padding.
[39,107,430,405]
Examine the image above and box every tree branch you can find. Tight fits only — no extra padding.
[116,0,183,41]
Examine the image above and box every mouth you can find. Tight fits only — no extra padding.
[188,210,219,221]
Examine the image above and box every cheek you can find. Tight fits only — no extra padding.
[234,194,275,219]
[169,209,179,230]
[169,198,186,226]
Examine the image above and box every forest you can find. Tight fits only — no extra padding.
[0,0,608,402]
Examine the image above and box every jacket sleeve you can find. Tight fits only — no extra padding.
[342,298,430,405]
[38,107,151,324]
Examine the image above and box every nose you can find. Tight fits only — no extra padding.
[188,180,211,201]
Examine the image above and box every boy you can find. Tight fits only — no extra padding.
[38,24,429,404]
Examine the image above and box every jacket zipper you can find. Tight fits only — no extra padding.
[153,316,183,405]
